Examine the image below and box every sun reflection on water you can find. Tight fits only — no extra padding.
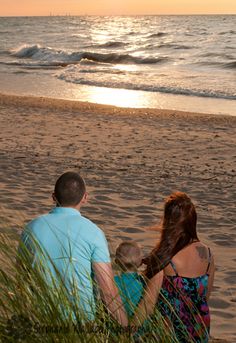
[113,64,139,72]
[84,86,145,108]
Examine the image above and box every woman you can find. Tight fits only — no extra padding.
[132,192,215,342]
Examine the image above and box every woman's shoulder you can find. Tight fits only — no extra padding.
[190,242,214,266]
[179,241,212,257]
[165,242,213,278]
[179,241,213,263]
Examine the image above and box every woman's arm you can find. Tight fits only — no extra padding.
[206,253,215,301]
[131,270,164,327]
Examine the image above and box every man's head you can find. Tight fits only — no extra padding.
[115,241,143,272]
[53,171,86,207]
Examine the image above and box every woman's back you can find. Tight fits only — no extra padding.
[158,242,214,343]
[165,242,211,278]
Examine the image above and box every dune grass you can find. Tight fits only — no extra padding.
[0,232,196,342]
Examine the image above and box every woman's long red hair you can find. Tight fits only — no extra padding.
[145,192,198,279]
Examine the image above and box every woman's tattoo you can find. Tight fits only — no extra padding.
[196,246,208,259]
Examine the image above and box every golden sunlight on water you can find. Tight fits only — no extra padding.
[84,86,144,108]
[70,84,236,115]
[113,64,140,72]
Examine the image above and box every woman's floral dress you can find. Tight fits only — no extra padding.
[157,250,211,343]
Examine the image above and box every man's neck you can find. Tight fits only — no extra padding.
[56,204,81,211]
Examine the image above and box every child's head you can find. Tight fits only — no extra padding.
[115,241,143,272]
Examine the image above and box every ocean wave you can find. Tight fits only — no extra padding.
[144,43,192,51]
[195,60,236,70]
[2,60,70,69]
[13,70,31,74]
[223,61,236,69]
[77,68,126,75]
[173,45,192,50]
[0,49,11,56]
[219,30,236,35]
[200,52,235,59]
[148,32,167,38]
[57,73,236,100]
[9,44,168,66]
[157,43,192,50]
[88,41,128,48]
[11,44,42,58]
[225,46,236,50]
[127,31,137,36]
[201,52,225,58]
[80,52,167,64]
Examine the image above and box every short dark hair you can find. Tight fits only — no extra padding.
[54,172,86,206]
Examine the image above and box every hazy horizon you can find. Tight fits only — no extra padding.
[0,0,235,16]
[1,13,236,17]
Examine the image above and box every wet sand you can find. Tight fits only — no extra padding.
[0,93,235,342]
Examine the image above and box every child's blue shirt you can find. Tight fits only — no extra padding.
[115,272,145,317]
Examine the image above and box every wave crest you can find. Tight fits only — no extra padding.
[9,44,168,66]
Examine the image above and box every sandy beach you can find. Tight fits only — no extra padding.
[0,93,235,342]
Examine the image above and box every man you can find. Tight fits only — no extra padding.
[20,171,127,326]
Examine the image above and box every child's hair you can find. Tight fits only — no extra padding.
[115,241,143,271]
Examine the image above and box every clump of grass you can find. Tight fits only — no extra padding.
[0,232,181,342]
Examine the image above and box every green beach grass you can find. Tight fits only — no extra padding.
[0,232,198,343]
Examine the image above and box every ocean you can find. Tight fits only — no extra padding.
[0,15,235,114]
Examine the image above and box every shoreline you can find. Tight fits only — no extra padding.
[0,92,235,341]
[1,92,236,122]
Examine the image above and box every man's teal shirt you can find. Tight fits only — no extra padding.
[21,207,110,320]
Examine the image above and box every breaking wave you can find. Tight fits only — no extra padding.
[9,44,168,66]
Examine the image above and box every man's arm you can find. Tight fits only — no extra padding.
[92,262,128,327]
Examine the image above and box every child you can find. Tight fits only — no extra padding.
[114,241,145,317]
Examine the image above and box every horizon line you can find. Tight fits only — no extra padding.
[0,13,235,17]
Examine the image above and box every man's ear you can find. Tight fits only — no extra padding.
[52,192,60,206]
[81,192,88,205]
[52,192,57,202]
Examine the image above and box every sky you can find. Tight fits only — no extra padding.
[0,0,235,16]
